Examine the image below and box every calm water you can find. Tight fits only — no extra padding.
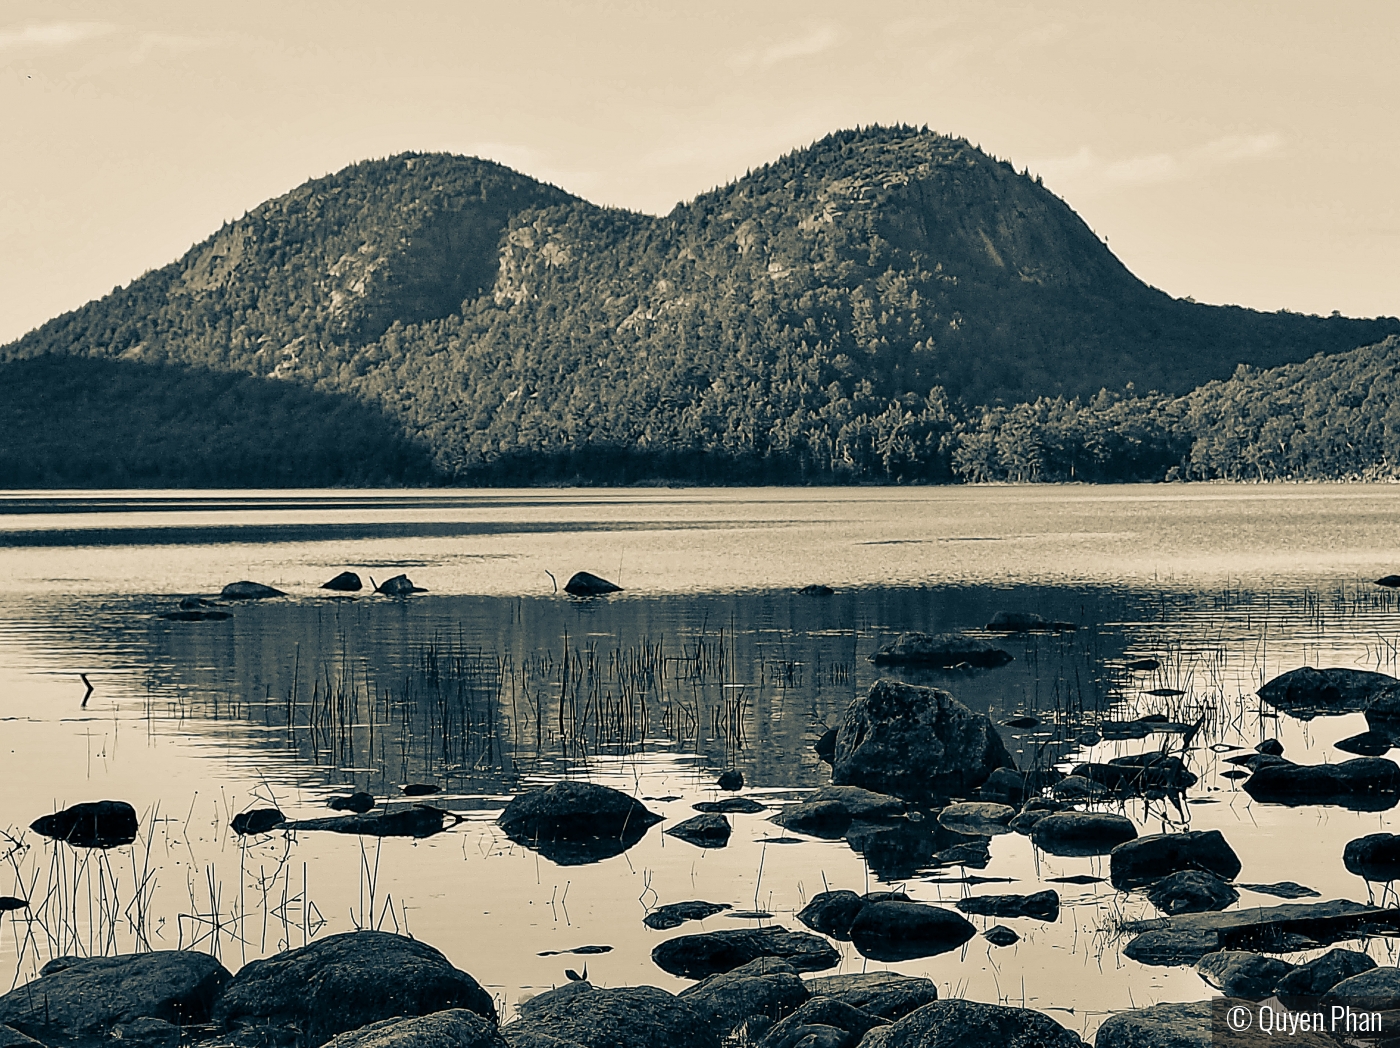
[2,485,1400,1041]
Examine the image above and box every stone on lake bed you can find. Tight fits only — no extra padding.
[651,927,841,979]
[831,679,1015,805]
[213,930,494,1047]
[802,972,938,1022]
[848,900,977,962]
[328,791,376,813]
[0,951,231,1035]
[322,1010,504,1048]
[955,890,1059,921]
[1145,870,1240,915]
[692,797,766,814]
[563,571,622,596]
[868,632,1013,669]
[1030,812,1137,857]
[644,901,732,930]
[665,813,731,848]
[858,999,1087,1048]
[320,571,363,592]
[497,781,662,864]
[509,982,718,1048]
[1109,829,1242,891]
[30,800,139,848]
[219,580,284,599]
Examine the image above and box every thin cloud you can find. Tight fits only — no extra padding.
[734,26,839,70]
[1032,133,1285,195]
[0,22,114,51]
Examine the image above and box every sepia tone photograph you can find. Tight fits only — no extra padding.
[2,3,1399,1045]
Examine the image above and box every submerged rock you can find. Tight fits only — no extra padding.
[213,931,494,1047]
[507,983,717,1048]
[772,786,905,837]
[1070,754,1196,795]
[955,890,1059,921]
[1257,666,1398,718]
[375,574,426,596]
[320,572,363,592]
[831,679,1015,805]
[644,901,732,930]
[1377,575,1400,588]
[693,797,766,814]
[717,770,744,791]
[984,611,1075,633]
[328,791,376,813]
[1145,870,1240,915]
[798,584,834,596]
[30,800,139,848]
[0,951,230,1036]
[1197,950,1296,999]
[938,802,1015,835]
[848,900,977,962]
[983,925,1019,947]
[677,957,808,1036]
[1243,756,1400,809]
[1343,833,1400,881]
[563,572,622,597]
[802,972,937,1022]
[1030,812,1137,857]
[1109,830,1242,891]
[324,1010,504,1048]
[1049,775,1108,802]
[219,581,284,600]
[497,781,662,864]
[665,814,731,848]
[651,927,841,980]
[285,806,461,839]
[231,808,286,835]
[868,633,1012,669]
[858,999,1085,1048]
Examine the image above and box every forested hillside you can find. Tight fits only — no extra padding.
[4,126,1397,487]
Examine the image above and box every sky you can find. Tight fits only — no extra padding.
[1,0,1397,345]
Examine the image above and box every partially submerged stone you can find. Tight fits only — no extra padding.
[857,999,1085,1048]
[938,802,1015,836]
[323,1010,504,1048]
[802,972,937,1022]
[1257,666,1398,718]
[498,781,662,865]
[644,901,733,930]
[328,791,376,813]
[220,581,284,599]
[677,957,807,1036]
[755,998,885,1048]
[1196,950,1295,999]
[285,806,460,839]
[796,890,866,941]
[563,572,622,597]
[1344,833,1400,881]
[848,900,977,962]
[868,633,1012,669]
[831,679,1015,805]
[664,813,731,848]
[1243,757,1400,810]
[231,808,286,835]
[1030,812,1137,857]
[983,925,1019,947]
[1109,830,1242,891]
[30,800,139,848]
[955,890,1059,921]
[772,786,904,837]
[651,927,841,980]
[375,574,426,596]
[506,983,716,1048]
[1145,870,1240,915]
[320,572,363,592]
[1070,754,1196,796]
[985,611,1075,633]
[1275,948,1377,997]
[1095,999,1333,1048]
[692,797,766,814]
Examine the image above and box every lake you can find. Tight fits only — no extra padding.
[2,484,1399,1042]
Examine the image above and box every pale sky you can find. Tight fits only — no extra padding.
[2,1,1396,345]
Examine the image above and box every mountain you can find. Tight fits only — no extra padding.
[4,125,1397,485]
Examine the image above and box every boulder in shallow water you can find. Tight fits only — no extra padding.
[563,572,622,597]
[717,770,744,791]
[508,983,716,1048]
[983,925,1019,947]
[1030,812,1137,857]
[1095,999,1333,1048]
[1071,754,1196,796]
[375,574,426,596]
[802,972,937,1022]
[324,1010,504,1048]
[848,900,976,962]
[754,998,884,1048]
[643,900,732,930]
[677,957,808,1036]
[1343,832,1400,881]
[320,572,362,592]
[868,633,1012,669]
[498,781,662,864]
[1110,830,1242,891]
[796,891,867,941]
[984,611,1075,633]
[1377,575,1400,588]
[328,791,375,813]
[798,584,834,596]
[651,927,840,979]
[213,931,493,1046]
[231,808,285,835]
[772,786,904,838]
[938,802,1015,835]
[219,580,284,600]
[955,890,1059,921]
[0,951,230,1035]
[1275,948,1377,997]
[831,679,1014,805]
[1145,870,1240,915]
[1196,950,1295,999]
[665,813,731,848]
[1257,666,1398,718]
[285,806,460,839]
[30,800,139,848]
[1243,756,1400,809]
[858,999,1085,1048]
[693,797,765,814]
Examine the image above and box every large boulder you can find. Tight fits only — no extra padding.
[322,1011,505,1048]
[831,680,1014,804]
[802,973,937,1022]
[1275,948,1377,997]
[1242,757,1400,809]
[796,891,867,941]
[497,781,662,864]
[1109,830,1241,891]
[1257,666,1398,718]
[1343,833,1400,881]
[867,633,1012,669]
[30,800,139,848]
[1144,870,1239,915]
[955,890,1059,921]
[859,1000,1085,1048]
[677,958,808,1036]
[1030,812,1137,857]
[0,951,230,1037]
[664,814,731,848]
[1323,966,1400,1000]
[651,927,840,980]
[212,931,494,1047]
[848,900,977,962]
[220,581,284,599]
[506,983,716,1048]
[1196,951,1295,999]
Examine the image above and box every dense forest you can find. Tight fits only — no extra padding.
[2,126,1397,487]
